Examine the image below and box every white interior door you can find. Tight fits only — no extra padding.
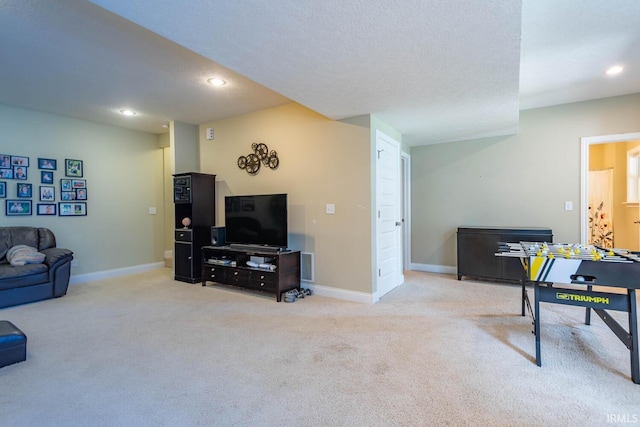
[376,130,402,299]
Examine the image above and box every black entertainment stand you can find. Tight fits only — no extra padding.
[201,246,301,302]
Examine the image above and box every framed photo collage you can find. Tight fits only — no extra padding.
[0,155,87,217]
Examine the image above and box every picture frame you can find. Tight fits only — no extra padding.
[65,159,83,177]
[11,156,29,167]
[13,166,27,180]
[0,181,5,198]
[72,179,86,188]
[37,203,57,216]
[61,191,76,201]
[0,154,10,169]
[38,158,57,170]
[17,183,32,198]
[40,186,55,201]
[59,202,86,216]
[60,179,72,191]
[6,200,31,216]
[0,169,13,179]
[41,171,54,184]
[76,188,87,200]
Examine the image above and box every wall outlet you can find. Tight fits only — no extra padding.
[326,203,336,214]
[149,207,157,215]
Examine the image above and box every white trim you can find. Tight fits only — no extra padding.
[305,284,376,304]
[401,152,411,272]
[69,262,166,285]
[580,132,640,244]
[410,262,457,275]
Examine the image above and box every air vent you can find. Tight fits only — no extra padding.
[301,252,315,282]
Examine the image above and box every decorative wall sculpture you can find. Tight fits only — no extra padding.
[237,142,279,175]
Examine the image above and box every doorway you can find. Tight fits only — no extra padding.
[581,132,640,250]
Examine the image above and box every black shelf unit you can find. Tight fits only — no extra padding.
[457,226,553,282]
[173,172,216,283]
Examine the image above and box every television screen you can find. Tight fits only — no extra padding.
[224,194,288,249]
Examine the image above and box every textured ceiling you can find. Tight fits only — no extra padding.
[520,0,640,110]
[1,0,639,146]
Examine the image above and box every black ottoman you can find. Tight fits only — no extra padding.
[0,321,27,368]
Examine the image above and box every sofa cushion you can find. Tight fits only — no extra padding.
[6,245,46,266]
[37,228,56,251]
[0,240,9,264]
[4,227,40,249]
[0,264,48,290]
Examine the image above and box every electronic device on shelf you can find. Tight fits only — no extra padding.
[224,193,288,251]
[246,260,277,271]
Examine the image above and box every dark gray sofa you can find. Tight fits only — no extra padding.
[0,227,73,309]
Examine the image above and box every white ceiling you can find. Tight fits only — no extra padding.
[1,0,639,146]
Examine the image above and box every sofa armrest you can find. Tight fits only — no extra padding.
[41,247,74,269]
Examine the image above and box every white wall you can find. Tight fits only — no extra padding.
[411,93,640,269]
[0,104,166,276]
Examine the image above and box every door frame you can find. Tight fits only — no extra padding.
[402,152,411,271]
[580,131,640,244]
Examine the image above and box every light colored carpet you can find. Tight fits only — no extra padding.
[1,269,639,426]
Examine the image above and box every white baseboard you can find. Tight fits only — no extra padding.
[410,263,457,275]
[304,284,375,304]
[69,262,166,285]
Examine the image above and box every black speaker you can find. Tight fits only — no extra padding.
[211,226,226,246]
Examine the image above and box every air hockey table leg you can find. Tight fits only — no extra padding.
[535,281,541,367]
[629,289,639,384]
[585,284,592,326]
[521,280,525,316]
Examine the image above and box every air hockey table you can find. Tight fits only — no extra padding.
[496,242,640,384]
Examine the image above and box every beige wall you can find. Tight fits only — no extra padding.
[198,103,373,294]
[411,93,640,269]
[0,104,166,276]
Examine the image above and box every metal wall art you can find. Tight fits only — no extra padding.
[237,142,279,175]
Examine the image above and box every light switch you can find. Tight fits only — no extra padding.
[326,204,336,214]
[564,201,573,211]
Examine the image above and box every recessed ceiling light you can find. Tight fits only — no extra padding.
[161,124,169,129]
[207,78,227,86]
[120,109,136,116]
[606,65,624,76]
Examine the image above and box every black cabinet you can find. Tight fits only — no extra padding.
[174,241,193,279]
[173,173,216,283]
[201,246,300,302]
[457,227,553,282]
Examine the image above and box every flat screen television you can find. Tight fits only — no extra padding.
[224,193,288,250]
